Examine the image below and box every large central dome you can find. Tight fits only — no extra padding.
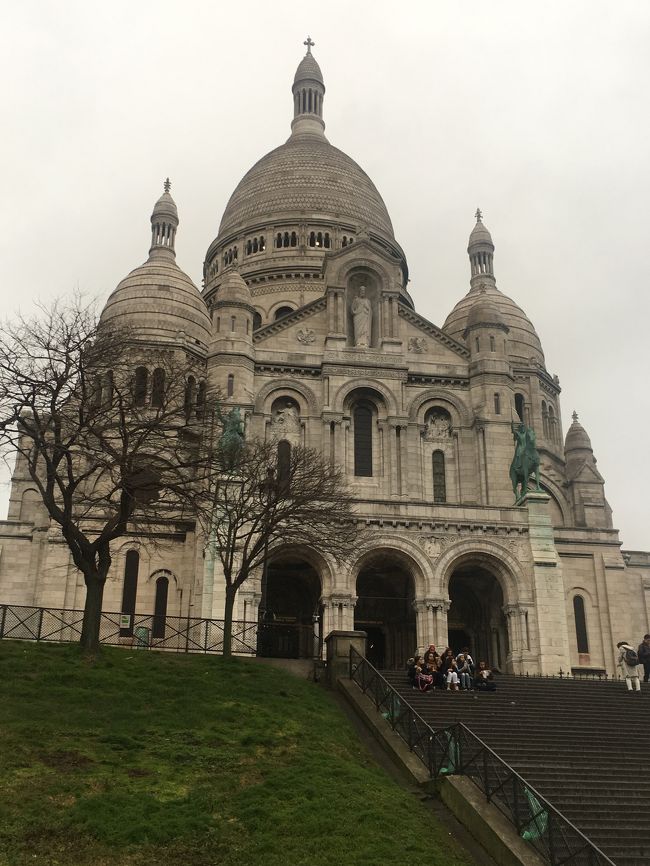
[218,135,395,240]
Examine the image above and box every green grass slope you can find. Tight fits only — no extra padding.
[0,641,473,866]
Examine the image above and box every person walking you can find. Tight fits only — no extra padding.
[637,634,650,684]
[616,641,641,692]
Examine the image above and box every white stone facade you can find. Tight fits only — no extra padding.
[1,47,648,675]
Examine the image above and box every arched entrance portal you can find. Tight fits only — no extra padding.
[448,565,509,671]
[262,556,321,659]
[354,559,416,669]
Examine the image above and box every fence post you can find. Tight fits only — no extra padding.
[0,604,6,639]
[37,607,44,641]
[204,618,210,653]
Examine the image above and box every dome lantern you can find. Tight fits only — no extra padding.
[468,208,496,290]
[149,178,178,261]
[291,37,326,138]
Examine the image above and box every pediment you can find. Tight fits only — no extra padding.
[399,305,470,361]
[253,297,327,349]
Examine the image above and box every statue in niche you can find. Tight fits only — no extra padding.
[351,286,372,348]
[423,410,451,441]
[272,401,300,436]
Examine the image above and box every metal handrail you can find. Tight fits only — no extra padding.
[349,647,616,866]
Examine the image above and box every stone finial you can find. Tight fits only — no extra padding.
[304,35,315,54]
[572,410,579,422]
[475,207,483,222]
[164,177,171,193]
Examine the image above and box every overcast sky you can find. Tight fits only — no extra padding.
[1,1,649,548]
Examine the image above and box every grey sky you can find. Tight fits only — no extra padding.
[2,1,648,548]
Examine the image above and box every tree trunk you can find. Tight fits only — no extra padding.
[80,574,106,654]
[222,583,237,658]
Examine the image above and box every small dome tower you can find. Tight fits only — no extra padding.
[208,264,255,404]
[468,208,496,290]
[291,36,326,138]
[101,180,211,350]
[564,412,612,528]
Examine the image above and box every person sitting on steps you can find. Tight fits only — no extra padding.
[474,660,497,692]
[457,654,473,690]
[446,659,460,691]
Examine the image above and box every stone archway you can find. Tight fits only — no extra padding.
[354,557,417,669]
[447,564,509,672]
[262,554,322,659]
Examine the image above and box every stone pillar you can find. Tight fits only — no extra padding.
[413,599,428,651]
[325,630,367,686]
[423,597,451,648]
[523,491,571,674]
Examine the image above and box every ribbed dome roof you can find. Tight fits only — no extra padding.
[101,258,211,349]
[465,295,507,331]
[565,412,593,452]
[294,52,323,85]
[468,219,494,248]
[443,285,544,365]
[218,135,395,240]
[216,267,252,305]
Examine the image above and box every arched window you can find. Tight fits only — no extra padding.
[515,393,525,423]
[276,232,282,248]
[342,236,348,248]
[246,240,252,255]
[548,405,557,444]
[290,231,297,247]
[277,440,291,495]
[283,232,290,247]
[120,550,139,636]
[151,368,165,408]
[134,367,148,407]
[573,595,589,654]
[104,370,114,407]
[475,337,480,352]
[542,401,549,437]
[91,375,102,409]
[230,315,236,332]
[260,235,266,251]
[152,575,169,639]
[494,393,501,415]
[184,376,196,418]
[252,238,258,253]
[253,311,262,330]
[489,335,496,352]
[196,381,206,418]
[227,373,234,397]
[353,405,373,477]
[324,232,331,249]
[432,451,446,503]
[309,231,316,247]
[274,306,293,320]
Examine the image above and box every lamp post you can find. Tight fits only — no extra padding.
[257,466,276,657]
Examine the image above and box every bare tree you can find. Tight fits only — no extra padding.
[0,298,214,653]
[198,438,360,657]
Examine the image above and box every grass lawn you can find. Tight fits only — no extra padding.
[0,640,474,866]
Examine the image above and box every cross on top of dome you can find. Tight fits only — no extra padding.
[164,177,171,193]
[304,36,315,54]
[475,207,483,222]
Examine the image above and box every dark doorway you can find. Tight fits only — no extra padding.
[354,559,416,669]
[261,557,321,659]
[447,565,508,670]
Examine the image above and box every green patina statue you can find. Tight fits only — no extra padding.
[510,421,541,502]
[217,406,245,470]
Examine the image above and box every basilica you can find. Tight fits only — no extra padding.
[1,43,648,675]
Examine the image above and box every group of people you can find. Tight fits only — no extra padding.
[617,634,650,692]
[407,645,496,693]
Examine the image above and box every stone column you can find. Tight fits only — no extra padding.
[523,491,571,674]
[423,597,451,648]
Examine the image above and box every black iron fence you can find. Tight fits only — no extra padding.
[0,603,258,655]
[349,647,615,866]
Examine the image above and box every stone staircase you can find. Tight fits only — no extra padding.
[380,671,650,866]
